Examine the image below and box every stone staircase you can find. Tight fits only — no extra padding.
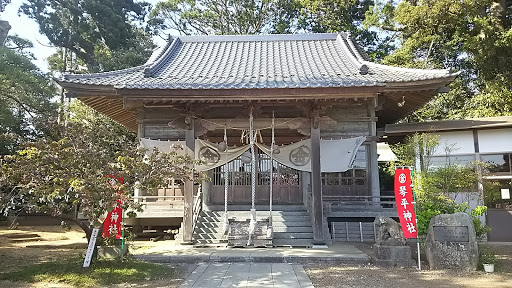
[176,206,317,247]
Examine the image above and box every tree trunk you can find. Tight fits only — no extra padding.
[59,214,106,260]
[0,20,11,46]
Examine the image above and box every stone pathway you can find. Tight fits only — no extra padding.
[179,262,314,288]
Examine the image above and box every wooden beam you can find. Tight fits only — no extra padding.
[182,115,195,245]
[117,86,382,99]
[368,103,380,199]
[310,109,325,245]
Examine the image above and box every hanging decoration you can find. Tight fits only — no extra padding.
[268,111,275,236]
[139,137,365,173]
[248,106,257,245]
[240,150,252,164]
[222,126,230,235]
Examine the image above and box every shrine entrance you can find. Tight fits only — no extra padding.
[210,149,303,205]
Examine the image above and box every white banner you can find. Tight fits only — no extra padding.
[256,137,365,172]
[140,138,249,171]
[139,136,364,173]
[194,140,249,171]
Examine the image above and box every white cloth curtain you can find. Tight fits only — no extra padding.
[139,138,249,171]
[139,136,365,173]
[194,140,249,171]
[256,137,365,172]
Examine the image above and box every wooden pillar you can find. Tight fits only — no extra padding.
[135,109,145,202]
[182,115,195,244]
[136,109,145,139]
[311,110,325,244]
[473,130,485,201]
[368,100,380,199]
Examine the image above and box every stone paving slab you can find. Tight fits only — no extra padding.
[179,263,314,288]
[134,243,370,264]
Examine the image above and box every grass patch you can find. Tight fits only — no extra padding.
[0,256,177,287]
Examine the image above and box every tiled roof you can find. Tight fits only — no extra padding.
[58,33,457,90]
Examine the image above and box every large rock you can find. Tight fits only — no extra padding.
[374,217,406,246]
[426,212,478,270]
[373,217,413,267]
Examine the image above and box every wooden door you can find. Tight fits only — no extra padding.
[210,149,302,205]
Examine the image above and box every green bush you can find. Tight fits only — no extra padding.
[416,196,489,236]
[479,246,497,265]
[391,133,490,237]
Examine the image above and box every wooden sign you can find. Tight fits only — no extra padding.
[83,228,99,268]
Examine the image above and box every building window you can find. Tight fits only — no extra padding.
[429,155,476,169]
[321,145,368,194]
[481,154,512,174]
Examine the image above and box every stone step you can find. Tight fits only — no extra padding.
[194,227,225,234]
[194,225,312,234]
[271,221,311,227]
[272,238,313,247]
[204,205,307,211]
[194,233,226,239]
[197,216,310,223]
[194,239,228,244]
[194,221,312,228]
[201,211,310,217]
[273,232,313,239]
[271,226,312,233]
[193,242,228,248]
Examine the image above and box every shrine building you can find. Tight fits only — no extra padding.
[57,33,457,246]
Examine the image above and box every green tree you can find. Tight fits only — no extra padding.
[0,102,199,241]
[149,0,300,35]
[391,133,489,236]
[0,45,57,155]
[150,0,392,60]
[298,0,394,60]
[365,0,512,120]
[0,0,12,47]
[20,0,154,72]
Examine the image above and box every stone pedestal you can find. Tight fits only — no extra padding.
[374,245,413,267]
[426,212,478,270]
[98,245,129,258]
[373,217,413,267]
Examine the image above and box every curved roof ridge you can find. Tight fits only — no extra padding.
[344,33,369,62]
[60,64,147,80]
[336,33,364,71]
[144,37,175,66]
[178,33,339,42]
[144,37,182,77]
[363,60,459,76]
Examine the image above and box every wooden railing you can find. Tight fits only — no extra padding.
[133,195,185,203]
[322,195,396,212]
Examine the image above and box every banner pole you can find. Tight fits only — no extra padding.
[410,167,421,270]
[121,204,125,262]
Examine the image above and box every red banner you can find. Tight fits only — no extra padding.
[394,168,417,238]
[102,175,123,239]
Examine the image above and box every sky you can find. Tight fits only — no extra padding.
[2,0,165,72]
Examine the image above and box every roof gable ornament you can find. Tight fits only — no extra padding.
[144,37,182,78]
[359,64,369,75]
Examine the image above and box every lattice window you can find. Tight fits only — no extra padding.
[321,145,368,187]
[212,149,300,186]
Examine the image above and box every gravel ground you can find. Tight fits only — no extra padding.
[305,243,512,288]
[2,225,512,287]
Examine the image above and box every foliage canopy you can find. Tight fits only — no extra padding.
[0,103,198,240]
[20,0,154,72]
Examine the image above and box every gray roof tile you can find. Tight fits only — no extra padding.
[59,33,456,90]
